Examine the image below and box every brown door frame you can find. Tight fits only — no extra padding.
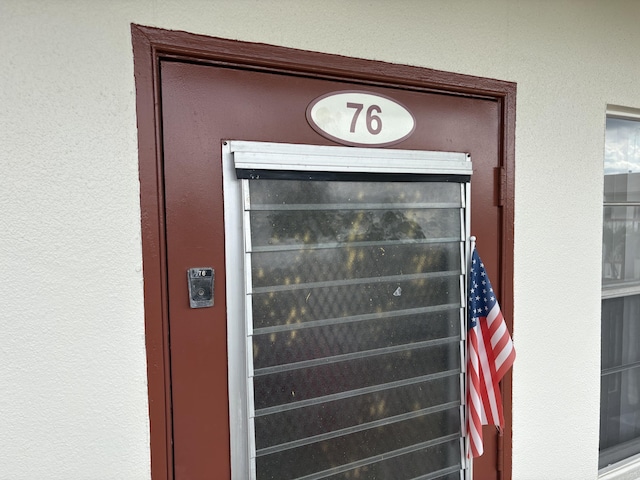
[131,23,516,480]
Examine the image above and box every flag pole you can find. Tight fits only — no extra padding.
[465,235,476,479]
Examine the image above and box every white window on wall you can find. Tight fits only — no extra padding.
[601,107,640,469]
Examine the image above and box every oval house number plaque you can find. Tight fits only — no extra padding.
[306,91,416,147]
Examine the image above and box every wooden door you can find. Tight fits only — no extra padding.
[133,25,515,480]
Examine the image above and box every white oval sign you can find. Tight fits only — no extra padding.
[306,91,416,147]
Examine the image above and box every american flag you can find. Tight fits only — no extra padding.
[466,246,516,458]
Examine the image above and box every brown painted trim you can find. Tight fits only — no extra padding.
[133,24,514,100]
[131,25,173,480]
[131,23,516,480]
[498,83,517,480]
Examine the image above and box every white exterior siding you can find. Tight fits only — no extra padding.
[2,1,639,479]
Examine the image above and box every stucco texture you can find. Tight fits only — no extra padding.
[2,1,640,479]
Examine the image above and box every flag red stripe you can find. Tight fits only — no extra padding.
[479,314,504,425]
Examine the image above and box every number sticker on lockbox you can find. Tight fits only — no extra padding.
[187,267,214,308]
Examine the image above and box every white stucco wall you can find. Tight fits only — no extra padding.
[2,1,639,479]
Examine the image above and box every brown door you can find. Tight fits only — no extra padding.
[138,28,514,480]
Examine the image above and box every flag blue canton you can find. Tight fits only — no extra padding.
[468,248,497,330]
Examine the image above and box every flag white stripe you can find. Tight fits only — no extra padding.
[490,317,507,347]
[486,304,499,325]
[469,423,483,455]
[494,340,514,371]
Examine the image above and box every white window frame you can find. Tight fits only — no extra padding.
[222,140,472,480]
[600,105,640,478]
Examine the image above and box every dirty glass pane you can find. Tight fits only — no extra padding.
[253,343,460,410]
[249,179,461,206]
[255,409,460,480]
[250,208,461,248]
[253,308,460,370]
[246,178,465,480]
[254,375,460,450]
[311,439,462,480]
[251,241,460,286]
[251,275,460,330]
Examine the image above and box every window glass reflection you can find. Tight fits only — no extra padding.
[602,206,640,285]
[247,178,465,480]
[600,295,640,467]
[601,115,640,468]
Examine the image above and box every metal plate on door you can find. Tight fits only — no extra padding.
[187,267,214,308]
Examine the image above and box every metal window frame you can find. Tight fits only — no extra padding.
[600,107,640,472]
[223,140,472,479]
[230,140,472,176]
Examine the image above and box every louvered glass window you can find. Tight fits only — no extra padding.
[224,142,471,480]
